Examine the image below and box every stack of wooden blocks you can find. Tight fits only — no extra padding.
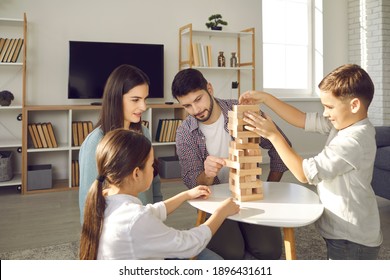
[226,105,263,201]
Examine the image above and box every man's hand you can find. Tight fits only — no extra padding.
[204,155,226,178]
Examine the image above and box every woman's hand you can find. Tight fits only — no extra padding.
[187,185,211,200]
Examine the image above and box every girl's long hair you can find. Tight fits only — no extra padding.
[79,128,152,260]
[96,64,150,134]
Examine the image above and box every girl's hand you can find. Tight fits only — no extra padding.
[215,198,240,217]
[187,185,211,200]
[243,111,278,140]
[239,90,267,105]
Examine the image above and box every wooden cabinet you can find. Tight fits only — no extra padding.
[0,13,27,191]
[179,23,255,97]
[21,104,185,194]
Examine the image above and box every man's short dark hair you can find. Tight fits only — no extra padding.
[171,68,208,99]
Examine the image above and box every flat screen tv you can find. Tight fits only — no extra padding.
[68,41,164,99]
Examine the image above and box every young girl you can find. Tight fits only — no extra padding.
[80,128,239,260]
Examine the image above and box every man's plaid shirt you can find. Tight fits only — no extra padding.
[175,98,291,189]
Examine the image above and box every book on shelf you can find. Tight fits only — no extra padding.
[28,124,39,149]
[72,122,79,146]
[0,38,5,53]
[155,119,183,142]
[46,122,58,148]
[28,122,58,149]
[0,38,10,62]
[30,123,43,148]
[87,121,93,133]
[11,39,23,63]
[155,119,163,142]
[42,123,53,148]
[6,38,18,63]
[72,121,94,146]
[71,161,75,187]
[75,160,79,187]
[71,160,80,187]
[82,122,89,140]
[5,38,15,62]
[165,119,174,142]
[191,42,212,67]
[77,122,84,146]
[36,123,48,148]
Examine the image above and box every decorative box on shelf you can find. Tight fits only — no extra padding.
[27,164,52,190]
[158,156,181,179]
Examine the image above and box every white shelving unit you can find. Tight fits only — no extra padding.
[179,23,255,97]
[21,104,186,193]
[0,14,27,191]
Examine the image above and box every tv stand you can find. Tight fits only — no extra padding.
[90,102,102,106]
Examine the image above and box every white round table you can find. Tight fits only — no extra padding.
[188,182,324,259]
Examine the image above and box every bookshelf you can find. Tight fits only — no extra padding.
[0,13,27,192]
[179,23,255,97]
[22,105,100,194]
[21,104,186,194]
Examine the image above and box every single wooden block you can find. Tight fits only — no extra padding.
[230,167,262,176]
[230,178,262,189]
[239,193,264,202]
[235,130,260,139]
[230,189,264,202]
[225,159,241,169]
[230,141,259,150]
[233,104,260,112]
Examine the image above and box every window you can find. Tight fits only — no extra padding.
[262,0,322,95]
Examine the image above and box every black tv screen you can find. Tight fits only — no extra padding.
[68,41,164,99]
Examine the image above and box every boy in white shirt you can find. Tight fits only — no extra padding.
[240,64,382,259]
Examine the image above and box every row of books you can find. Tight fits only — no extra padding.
[28,123,58,149]
[191,42,212,67]
[155,119,183,142]
[0,38,24,63]
[71,160,79,187]
[72,121,93,147]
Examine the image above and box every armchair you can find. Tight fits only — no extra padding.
[372,126,390,200]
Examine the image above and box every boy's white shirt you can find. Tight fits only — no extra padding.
[302,113,382,247]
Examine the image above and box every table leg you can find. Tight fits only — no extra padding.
[195,210,207,226]
[283,227,297,260]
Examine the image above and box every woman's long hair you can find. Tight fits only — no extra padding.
[79,128,152,260]
[96,64,150,134]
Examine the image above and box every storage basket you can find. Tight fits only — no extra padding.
[0,151,13,182]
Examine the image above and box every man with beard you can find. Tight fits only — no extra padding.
[171,68,291,260]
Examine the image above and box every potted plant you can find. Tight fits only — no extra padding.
[205,14,228,31]
[0,90,14,106]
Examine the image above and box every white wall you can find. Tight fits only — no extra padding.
[1,0,349,158]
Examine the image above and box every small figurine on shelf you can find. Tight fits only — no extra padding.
[218,51,226,67]
[0,90,14,106]
[205,14,228,31]
[230,52,238,68]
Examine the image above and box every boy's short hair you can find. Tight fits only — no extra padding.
[171,68,208,99]
[318,64,374,108]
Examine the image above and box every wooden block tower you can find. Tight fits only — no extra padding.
[225,105,263,201]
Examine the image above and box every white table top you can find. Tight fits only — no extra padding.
[188,182,324,228]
